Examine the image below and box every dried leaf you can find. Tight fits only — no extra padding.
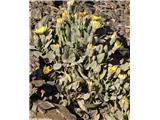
[77,100,88,112]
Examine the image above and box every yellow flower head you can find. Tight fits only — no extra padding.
[34,26,47,34]
[56,18,64,24]
[67,0,74,6]
[43,66,52,74]
[108,65,117,74]
[86,79,94,87]
[118,74,127,80]
[120,97,128,105]
[115,68,121,76]
[91,21,103,29]
[87,43,93,49]
[62,10,68,17]
[78,12,88,18]
[104,35,111,40]
[114,40,122,49]
[53,43,60,49]
[91,15,101,21]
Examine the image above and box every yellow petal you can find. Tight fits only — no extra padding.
[78,12,88,17]
[108,66,117,74]
[120,97,128,105]
[91,21,103,29]
[35,26,47,34]
[43,66,52,74]
[114,40,122,49]
[67,0,74,6]
[91,15,101,21]
[53,43,60,49]
[87,43,93,49]
[62,10,68,17]
[118,74,127,80]
[57,18,64,24]
[87,80,94,86]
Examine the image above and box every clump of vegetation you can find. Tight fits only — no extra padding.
[30,1,130,119]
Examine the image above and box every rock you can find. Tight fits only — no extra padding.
[38,100,55,110]
[31,80,45,87]
[45,104,77,120]
[30,8,42,20]
[30,103,77,120]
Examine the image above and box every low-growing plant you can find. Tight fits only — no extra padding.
[30,1,130,119]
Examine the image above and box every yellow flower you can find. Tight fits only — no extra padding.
[56,18,64,24]
[62,10,68,17]
[67,0,74,6]
[120,97,128,105]
[91,21,103,29]
[86,79,94,87]
[87,43,93,49]
[91,15,101,21]
[115,68,121,76]
[118,74,127,80]
[34,26,47,34]
[53,43,60,49]
[43,66,52,74]
[108,66,117,74]
[78,12,88,18]
[104,35,111,40]
[114,41,122,49]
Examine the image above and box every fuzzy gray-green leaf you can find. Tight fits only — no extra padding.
[53,63,62,70]
[97,53,105,63]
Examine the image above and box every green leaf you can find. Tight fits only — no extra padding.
[97,53,105,63]
[115,110,123,120]
[44,40,52,49]
[110,95,116,100]
[90,61,97,70]
[94,65,101,73]
[53,63,62,70]
[47,81,55,86]
[110,32,117,45]
[45,51,55,63]
[37,16,48,27]
[103,45,108,52]
[124,83,129,90]
[85,103,98,109]
[82,93,90,100]
[30,45,36,50]
[100,69,107,79]
[68,53,76,63]
[71,81,79,90]
[120,62,129,71]
[104,93,109,102]
[60,99,68,106]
